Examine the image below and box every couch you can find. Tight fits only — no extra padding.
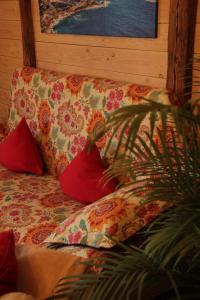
[0,67,170,299]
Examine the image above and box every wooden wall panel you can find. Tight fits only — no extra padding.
[0,20,21,39]
[197,0,200,22]
[195,24,200,53]
[35,42,167,78]
[0,39,22,58]
[0,0,21,122]
[195,0,200,54]
[38,61,166,88]
[0,89,11,123]
[31,0,170,88]
[193,0,200,97]
[0,72,13,91]
[0,56,22,74]
[0,1,20,20]
[0,88,10,102]
[0,103,10,123]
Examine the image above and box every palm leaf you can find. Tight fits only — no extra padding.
[50,58,200,300]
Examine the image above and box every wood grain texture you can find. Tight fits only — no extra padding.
[19,0,36,67]
[197,0,200,22]
[36,42,167,78]
[195,24,200,54]
[0,88,11,122]
[0,20,21,39]
[0,39,22,57]
[0,0,20,20]
[0,103,10,123]
[0,72,13,90]
[167,0,198,105]
[0,56,22,73]
[195,1,200,54]
[0,88,11,104]
[38,60,166,88]
[192,0,200,99]
[158,0,170,23]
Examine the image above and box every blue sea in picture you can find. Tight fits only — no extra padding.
[53,0,158,38]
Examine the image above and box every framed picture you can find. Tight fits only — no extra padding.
[39,0,158,38]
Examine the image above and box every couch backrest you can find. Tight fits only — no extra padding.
[8,67,170,177]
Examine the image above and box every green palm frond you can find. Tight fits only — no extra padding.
[104,121,200,205]
[48,237,200,300]
[101,99,200,160]
[50,58,200,300]
[144,203,200,268]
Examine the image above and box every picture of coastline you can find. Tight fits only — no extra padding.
[39,0,158,38]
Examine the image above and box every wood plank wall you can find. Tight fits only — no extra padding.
[0,0,199,122]
[32,0,169,87]
[194,0,200,97]
[0,0,22,122]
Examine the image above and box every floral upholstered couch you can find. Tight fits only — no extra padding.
[0,67,170,250]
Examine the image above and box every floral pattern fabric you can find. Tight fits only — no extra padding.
[1,67,171,253]
[8,67,170,178]
[0,164,84,245]
[0,166,101,259]
[45,187,169,248]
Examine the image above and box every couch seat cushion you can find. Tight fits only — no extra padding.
[0,165,84,245]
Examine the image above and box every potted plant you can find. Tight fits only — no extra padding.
[49,60,200,300]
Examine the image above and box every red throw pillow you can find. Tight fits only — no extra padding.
[0,231,18,296]
[0,118,43,175]
[59,143,117,204]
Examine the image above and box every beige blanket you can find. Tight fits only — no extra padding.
[11,245,87,300]
[0,293,35,300]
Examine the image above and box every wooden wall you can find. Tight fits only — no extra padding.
[32,0,169,88]
[194,0,200,97]
[0,0,22,122]
[0,0,199,123]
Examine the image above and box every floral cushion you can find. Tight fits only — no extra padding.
[0,164,84,245]
[8,67,170,178]
[45,187,169,248]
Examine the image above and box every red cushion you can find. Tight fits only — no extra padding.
[59,143,117,204]
[0,231,18,296]
[0,118,43,175]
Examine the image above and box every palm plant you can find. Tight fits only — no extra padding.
[49,59,200,300]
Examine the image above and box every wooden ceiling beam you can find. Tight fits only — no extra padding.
[19,0,36,68]
[167,0,198,105]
